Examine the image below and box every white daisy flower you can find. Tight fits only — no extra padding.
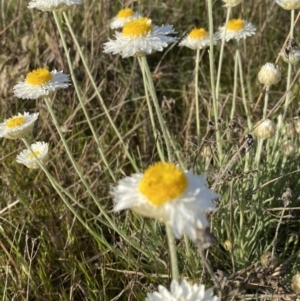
[111,162,219,240]
[13,68,71,100]
[222,0,243,7]
[28,0,82,11]
[217,18,256,42]
[0,112,39,140]
[179,28,217,50]
[16,141,49,169]
[257,63,281,87]
[276,0,300,9]
[103,17,177,58]
[146,279,219,301]
[110,8,140,30]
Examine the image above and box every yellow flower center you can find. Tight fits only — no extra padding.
[28,151,41,159]
[138,162,188,206]
[122,18,153,37]
[189,28,208,39]
[5,116,25,128]
[117,8,134,18]
[26,68,52,86]
[227,19,245,31]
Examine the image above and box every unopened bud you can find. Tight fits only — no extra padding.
[224,239,233,251]
[292,273,300,294]
[279,49,300,64]
[258,63,281,87]
[201,146,213,158]
[261,252,277,268]
[284,123,295,137]
[281,140,295,157]
[222,0,243,7]
[254,119,276,139]
[294,118,300,135]
[276,0,300,10]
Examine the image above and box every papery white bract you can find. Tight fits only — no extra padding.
[179,28,218,50]
[146,279,220,301]
[110,8,140,29]
[111,162,219,240]
[217,18,256,42]
[0,112,39,139]
[16,142,49,169]
[28,0,82,11]
[13,68,71,100]
[104,18,177,58]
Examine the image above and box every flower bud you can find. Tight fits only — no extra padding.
[276,0,300,10]
[281,140,295,157]
[261,252,277,268]
[254,119,276,139]
[258,63,281,87]
[279,49,300,64]
[201,146,213,158]
[294,118,300,135]
[224,239,233,251]
[284,123,295,137]
[292,273,300,294]
[222,0,243,7]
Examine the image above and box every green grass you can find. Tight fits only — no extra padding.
[1,0,300,300]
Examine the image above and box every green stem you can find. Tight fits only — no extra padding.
[216,7,231,100]
[255,88,269,165]
[230,48,238,120]
[21,138,151,260]
[52,11,116,182]
[195,49,201,142]
[207,0,222,163]
[271,114,283,162]
[263,87,270,119]
[255,138,264,166]
[140,56,173,162]
[236,46,252,130]
[138,57,165,161]
[283,9,295,120]
[21,138,111,248]
[43,97,134,245]
[44,97,100,202]
[165,222,179,281]
[60,11,139,172]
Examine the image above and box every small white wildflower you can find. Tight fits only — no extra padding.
[110,8,140,29]
[146,279,219,301]
[0,112,39,139]
[16,142,49,169]
[13,68,70,99]
[111,162,219,240]
[179,27,218,50]
[217,18,256,42]
[104,17,177,58]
